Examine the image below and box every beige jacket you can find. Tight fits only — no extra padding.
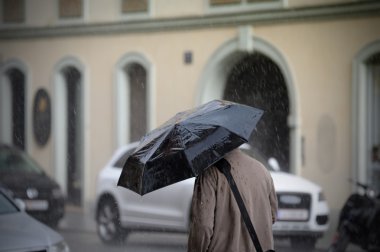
[188,149,278,252]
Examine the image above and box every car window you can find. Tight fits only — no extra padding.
[0,192,18,215]
[0,148,44,174]
[113,148,136,168]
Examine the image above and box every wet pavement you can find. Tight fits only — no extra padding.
[57,207,365,252]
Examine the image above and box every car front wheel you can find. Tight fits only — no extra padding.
[96,197,126,244]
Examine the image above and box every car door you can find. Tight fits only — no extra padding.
[114,146,193,229]
[137,177,194,228]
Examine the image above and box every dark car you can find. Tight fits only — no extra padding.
[0,144,65,226]
[0,188,70,252]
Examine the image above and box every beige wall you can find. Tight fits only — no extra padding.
[26,0,56,26]
[255,17,380,210]
[1,13,379,216]
[13,0,363,28]
[0,28,237,207]
[154,0,204,18]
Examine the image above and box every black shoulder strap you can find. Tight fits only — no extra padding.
[215,158,264,252]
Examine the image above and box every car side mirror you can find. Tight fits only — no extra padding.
[268,157,281,172]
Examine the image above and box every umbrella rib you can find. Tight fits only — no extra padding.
[141,125,175,163]
[176,127,197,176]
[179,124,203,141]
[183,121,251,142]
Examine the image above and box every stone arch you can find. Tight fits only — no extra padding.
[352,40,380,190]
[197,34,301,174]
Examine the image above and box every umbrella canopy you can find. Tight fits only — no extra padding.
[117,99,263,195]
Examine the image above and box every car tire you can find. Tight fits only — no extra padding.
[96,196,127,244]
[290,236,317,249]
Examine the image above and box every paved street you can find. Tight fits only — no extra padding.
[60,230,332,252]
[60,230,188,252]
[56,207,364,252]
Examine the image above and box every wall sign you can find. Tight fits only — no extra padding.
[33,88,51,146]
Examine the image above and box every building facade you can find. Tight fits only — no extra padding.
[1,0,380,238]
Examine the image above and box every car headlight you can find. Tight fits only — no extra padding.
[318,191,326,202]
[52,188,63,199]
[49,240,70,252]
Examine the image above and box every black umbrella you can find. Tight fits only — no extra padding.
[117,99,270,252]
[117,99,263,195]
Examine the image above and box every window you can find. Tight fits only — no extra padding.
[115,53,152,147]
[59,0,83,19]
[209,0,281,9]
[247,0,277,2]
[128,63,147,142]
[210,0,241,6]
[122,0,148,13]
[1,0,25,24]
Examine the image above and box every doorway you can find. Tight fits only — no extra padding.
[0,67,26,150]
[63,66,83,205]
[55,64,84,206]
[224,53,290,171]
[353,42,380,192]
[366,53,380,191]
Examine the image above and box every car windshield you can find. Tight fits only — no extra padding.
[0,148,44,174]
[0,192,18,215]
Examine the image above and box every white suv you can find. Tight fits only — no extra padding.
[95,142,329,248]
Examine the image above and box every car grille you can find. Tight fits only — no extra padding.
[276,193,311,222]
[12,188,51,200]
[316,214,329,225]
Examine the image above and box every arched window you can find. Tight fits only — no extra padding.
[115,53,154,147]
[126,63,147,142]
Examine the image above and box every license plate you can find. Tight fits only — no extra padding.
[24,200,49,210]
[277,209,309,221]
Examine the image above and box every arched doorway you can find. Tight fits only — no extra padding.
[54,61,84,206]
[224,53,290,171]
[353,41,380,192]
[198,35,299,173]
[115,52,155,147]
[64,66,83,205]
[367,53,380,191]
[0,66,26,150]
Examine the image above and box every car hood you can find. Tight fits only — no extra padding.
[270,171,321,193]
[0,172,58,192]
[0,211,63,251]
